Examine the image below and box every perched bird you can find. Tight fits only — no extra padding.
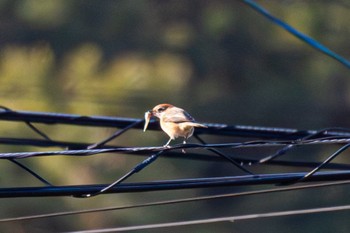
[143,103,207,147]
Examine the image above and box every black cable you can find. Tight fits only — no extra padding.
[87,119,144,149]
[2,180,350,222]
[194,134,255,175]
[2,107,350,198]
[258,127,350,163]
[2,137,350,169]
[8,159,53,186]
[1,138,350,159]
[76,150,165,198]
[297,143,350,183]
[1,170,350,198]
[5,119,57,186]
[2,137,350,171]
[2,108,350,139]
[243,0,350,69]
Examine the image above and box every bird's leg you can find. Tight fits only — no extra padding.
[182,139,187,153]
[163,138,172,148]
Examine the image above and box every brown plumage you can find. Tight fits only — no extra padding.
[143,103,207,147]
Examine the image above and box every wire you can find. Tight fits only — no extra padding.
[2,107,350,139]
[24,122,53,141]
[1,137,350,170]
[76,151,165,198]
[0,137,349,159]
[6,119,57,185]
[0,1,348,231]
[243,0,350,69]
[1,180,350,223]
[298,143,350,182]
[7,159,53,186]
[1,107,350,198]
[65,204,350,232]
[194,135,254,175]
[2,170,350,198]
[256,128,350,183]
[2,136,350,170]
[258,127,348,163]
[87,119,144,149]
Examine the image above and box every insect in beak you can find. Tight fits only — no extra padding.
[143,110,153,132]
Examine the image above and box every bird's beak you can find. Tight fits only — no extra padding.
[143,110,153,132]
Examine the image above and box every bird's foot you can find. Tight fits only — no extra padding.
[182,140,187,153]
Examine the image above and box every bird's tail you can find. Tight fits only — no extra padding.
[188,122,208,128]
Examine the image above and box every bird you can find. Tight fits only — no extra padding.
[143,103,207,147]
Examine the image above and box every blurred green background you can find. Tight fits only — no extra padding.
[1,0,350,232]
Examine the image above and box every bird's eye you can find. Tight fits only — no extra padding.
[157,107,166,113]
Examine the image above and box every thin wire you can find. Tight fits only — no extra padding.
[3,107,350,139]
[8,159,53,186]
[88,119,144,149]
[81,133,257,197]
[76,150,165,198]
[2,106,350,198]
[243,0,350,69]
[24,122,53,142]
[277,142,350,185]
[5,119,56,186]
[1,137,350,170]
[194,134,254,175]
[298,143,350,182]
[2,180,350,222]
[2,170,350,198]
[258,127,350,163]
[0,137,350,159]
[65,204,350,232]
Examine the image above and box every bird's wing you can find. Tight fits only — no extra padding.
[162,107,195,123]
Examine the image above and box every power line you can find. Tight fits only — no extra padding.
[1,107,350,198]
[1,106,350,200]
[243,0,350,69]
[0,137,349,161]
[1,180,350,223]
[1,171,350,198]
[1,137,350,170]
[65,204,350,232]
[2,107,350,139]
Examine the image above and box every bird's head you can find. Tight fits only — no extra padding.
[143,103,174,131]
[151,104,174,118]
